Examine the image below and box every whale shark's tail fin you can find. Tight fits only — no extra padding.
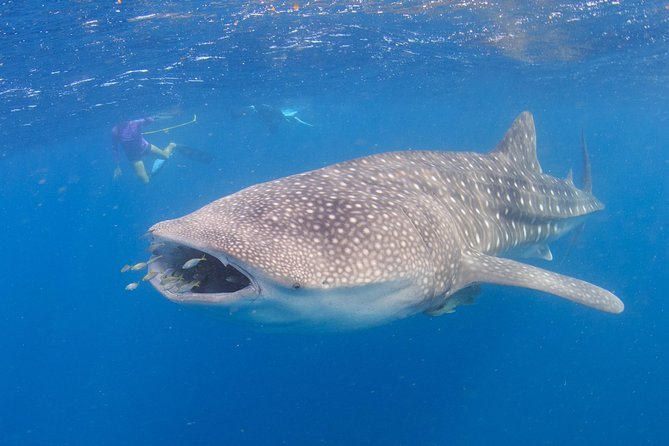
[558,131,595,266]
[581,130,593,194]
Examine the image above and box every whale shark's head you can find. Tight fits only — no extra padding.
[147,172,445,330]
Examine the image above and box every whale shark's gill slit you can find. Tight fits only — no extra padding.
[152,243,250,294]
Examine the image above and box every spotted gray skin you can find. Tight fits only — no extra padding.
[147,112,623,330]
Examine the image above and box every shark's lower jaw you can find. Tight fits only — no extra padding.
[147,238,257,304]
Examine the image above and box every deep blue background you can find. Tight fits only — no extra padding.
[1,1,667,445]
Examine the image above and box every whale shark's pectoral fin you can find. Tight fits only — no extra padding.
[518,243,553,261]
[459,251,624,313]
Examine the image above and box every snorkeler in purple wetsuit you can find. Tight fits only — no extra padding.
[111,117,176,184]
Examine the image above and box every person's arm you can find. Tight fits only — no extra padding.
[111,129,122,179]
[137,117,155,127]
[111,139,120,163]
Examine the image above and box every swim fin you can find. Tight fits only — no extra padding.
[151,159,166,175]
[292,116,314,127]
[175,145,216,163]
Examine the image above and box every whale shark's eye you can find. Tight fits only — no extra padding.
[149,243,250,294]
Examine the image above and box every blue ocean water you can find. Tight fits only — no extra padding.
[1,1,668,444]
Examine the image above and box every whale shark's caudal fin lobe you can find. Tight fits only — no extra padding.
[459,251,624,313]
[492,111,543,173]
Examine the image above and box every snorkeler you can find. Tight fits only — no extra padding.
[111,117,176,184]
[233,104,314,132]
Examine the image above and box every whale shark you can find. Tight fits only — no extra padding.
[146,112,623,330]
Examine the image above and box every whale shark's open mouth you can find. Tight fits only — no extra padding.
[147,239,257,303]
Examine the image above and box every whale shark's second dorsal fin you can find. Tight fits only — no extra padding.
[565,169,574,186]
[492,112,543,173]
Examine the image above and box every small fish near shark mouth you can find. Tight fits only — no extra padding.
[146,243,256,303]
[143,111,623,330]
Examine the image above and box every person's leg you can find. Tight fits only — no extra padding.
[164,142,176,157]
[132,160,150,184]
[150,143,176,159]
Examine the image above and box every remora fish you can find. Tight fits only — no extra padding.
[146,112,623,330]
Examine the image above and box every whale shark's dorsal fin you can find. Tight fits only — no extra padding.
[492,111,542,173]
